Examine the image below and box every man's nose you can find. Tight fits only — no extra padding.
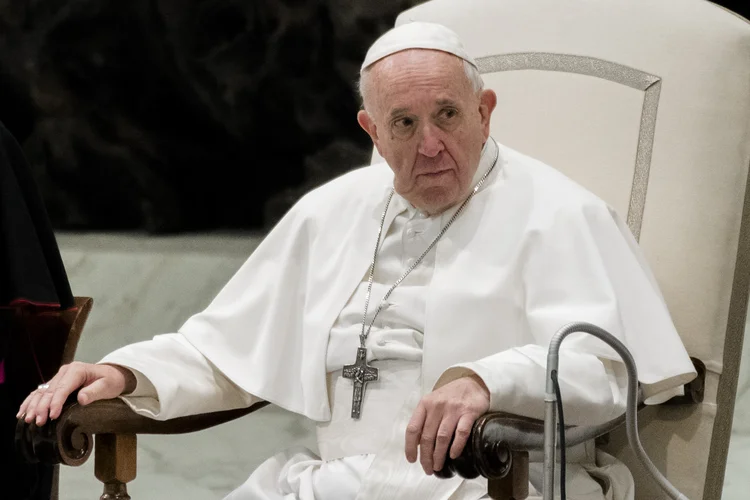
[417,125,445,158]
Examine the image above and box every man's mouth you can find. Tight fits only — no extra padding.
[419,169,451,178]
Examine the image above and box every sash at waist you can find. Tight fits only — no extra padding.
[316,358,596,465]
[317,359,422,461]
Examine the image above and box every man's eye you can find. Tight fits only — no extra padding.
[391,117,416,139]
[440,108,458,120]
[394,117,414,129]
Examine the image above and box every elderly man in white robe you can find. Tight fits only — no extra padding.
[18,22,695,500]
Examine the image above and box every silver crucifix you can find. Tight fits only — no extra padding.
[342,347,379,419]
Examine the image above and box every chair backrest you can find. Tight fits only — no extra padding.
[372,1,750,498]
[60,297,94,366]
[4,297,93,392]
[4,297,93,500]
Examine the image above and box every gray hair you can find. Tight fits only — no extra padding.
[358,58,484,110]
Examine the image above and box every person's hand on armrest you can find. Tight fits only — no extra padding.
[16,361,137,427]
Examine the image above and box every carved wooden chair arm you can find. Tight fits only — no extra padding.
[15,395,270,499]
[15,393,268,476]
[438,357,706,500]
[438,411,635,499]
[13,357,704,500]
[435,413,544,500]
[16,395,269,467]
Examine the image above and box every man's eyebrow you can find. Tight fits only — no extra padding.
[436,99,459,107]
[388,107,410,119]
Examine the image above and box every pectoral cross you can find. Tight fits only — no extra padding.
[342,347,379,419]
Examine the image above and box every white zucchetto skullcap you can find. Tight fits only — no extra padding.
[360,21,477,72]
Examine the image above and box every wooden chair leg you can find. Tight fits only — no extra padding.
[94,434,136,500]
[487,451,529,500]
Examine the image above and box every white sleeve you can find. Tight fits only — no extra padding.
[434,345,628,426]
[434,200,689,425]
[121,368,157,398]
[100,333,261,421]
[518,202,695,399]
[435,345,683,426]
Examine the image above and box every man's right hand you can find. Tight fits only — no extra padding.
[16,362,137,427]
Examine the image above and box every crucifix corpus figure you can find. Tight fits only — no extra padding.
[343,347,379,419]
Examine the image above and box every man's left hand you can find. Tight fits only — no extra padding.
[405,374,490,475]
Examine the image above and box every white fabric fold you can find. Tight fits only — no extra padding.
[101,333,258,420]
[96,140,694,499]
[354,383,470,500]
[521,199,695,399]
[435,345,626,426]
[316,361,421,461]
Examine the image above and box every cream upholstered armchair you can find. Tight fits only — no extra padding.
[16,1,750,499]
[374,0,750,498]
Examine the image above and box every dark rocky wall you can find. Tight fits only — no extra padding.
[0,0,422,232]
[0,1,746,232]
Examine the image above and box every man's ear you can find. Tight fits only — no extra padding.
[357,110,381,153]
[478,89,497,139]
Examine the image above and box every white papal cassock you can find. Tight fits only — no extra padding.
[100,138,696,499]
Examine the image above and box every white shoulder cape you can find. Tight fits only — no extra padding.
[176,143,696,422]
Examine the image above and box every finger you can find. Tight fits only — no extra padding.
[432,414,459,472]
[17,391,38,419]
[24,389,46,423]
[49,365,88,419]
[78,377,120,405]
[34,390,56,426]
[35,365,75,425]
[19,364,70,420]
[449,414,475,459]
[405,402,426,463]
[419,406,444,475]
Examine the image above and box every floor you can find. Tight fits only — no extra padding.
[55,233,318,499]
[53,232,750,499]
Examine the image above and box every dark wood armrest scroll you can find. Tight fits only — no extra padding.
[436,357,705,500]
[451,413,544,476]
[435,413,546,500]
[438,411,631,500]
[16,393,269,467]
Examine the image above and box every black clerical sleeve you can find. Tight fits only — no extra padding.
[0,119,74,500]
[0,119,73,309]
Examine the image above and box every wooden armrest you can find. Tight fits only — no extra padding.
[436,413,544,481]
[438,357,706,500]
[14,356,704,500]
[15,394,268,467]
[439,412,629,500]
[435,413,542,500]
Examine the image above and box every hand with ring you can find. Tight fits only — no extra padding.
[17,362,137,427]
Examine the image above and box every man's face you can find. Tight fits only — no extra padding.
[358,49,497,215]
